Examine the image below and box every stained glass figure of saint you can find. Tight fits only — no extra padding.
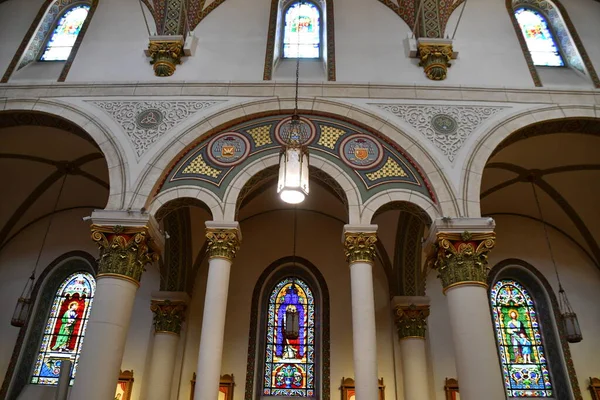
[31,272,95,385]
[491,279,553,397]
[264,277,315,397]
[283,2,321,58]
[40,5,90,61]
[515,8,564,67]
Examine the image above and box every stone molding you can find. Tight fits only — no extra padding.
[150,299,187,334]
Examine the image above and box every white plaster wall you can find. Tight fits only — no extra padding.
[0,0,44,79]
[1,0,598,86]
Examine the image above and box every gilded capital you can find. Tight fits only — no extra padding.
[206,228,241,261]
[394,304,430,339]
[150,300,187,335]
[431,231,496,292]
[147,40,184,77]
[418,43,453,81]
[91,224,160,283]
[343,232,377,264]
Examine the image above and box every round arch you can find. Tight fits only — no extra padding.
[462,106,599,217]
[1,99,128,209]
[138,98,457,221]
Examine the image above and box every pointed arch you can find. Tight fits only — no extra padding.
[1,0,98,83]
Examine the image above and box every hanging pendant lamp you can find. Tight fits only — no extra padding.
[531,181,582,343]
[277,10,310,204]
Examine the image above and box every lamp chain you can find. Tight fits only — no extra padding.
[29,173,68,283]
[294,3,302,115]
[292,206,298,266]
[530,180,563,289]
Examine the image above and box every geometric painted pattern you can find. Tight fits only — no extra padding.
[318,126,346,149]
[366,158,408,181]
[160,114,435,202]
[182,154,221,178]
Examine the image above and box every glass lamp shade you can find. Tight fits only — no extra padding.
[278,147,309,204]
[561,312,582,343]
[285,307,300,339]
[11,275,35,327]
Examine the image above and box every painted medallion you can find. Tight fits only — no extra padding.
[339,134,384,170]
[207,132,251,167]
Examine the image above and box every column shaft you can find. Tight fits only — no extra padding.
[70,277,138,400]
[194,257,232,400]
[349,261,379,400]
[399,338,429,400]
[446,285,504,400]
[147,332,180,400]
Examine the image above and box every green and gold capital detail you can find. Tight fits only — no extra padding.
[418,43,453,81]
[150,300,187,335]
[206,228,240,261]
[343,232,377,264]
[394,304,430,339]
[91,224,160,283]
[147,40,184,77]
[432,231,496,292]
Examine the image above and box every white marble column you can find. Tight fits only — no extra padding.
[146,292,189,400]
[70,211,164,400]
[343,225,379,400]
[193,221,241,400]
[426,218,505,400]
[392,296,431,400]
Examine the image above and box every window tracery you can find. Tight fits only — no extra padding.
[491,279,552,397]
[263,277,315,397]
[40,5,90,61]
[31,272,96,385]
[514,8,563,67]
[282,2,321,59]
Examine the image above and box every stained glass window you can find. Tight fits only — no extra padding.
[491,279,553,397]
[283,2,321,58]
[31,272,95,385]
[40,5,90,61]
[264,277,315,397]
[515,8,564,67]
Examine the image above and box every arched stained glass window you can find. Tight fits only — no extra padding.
[264,277,315,396]
[283,2,321,59]
[515,8,564,67]
[40,5,90,61]
[491,279,553,397]
[31,272,95,385]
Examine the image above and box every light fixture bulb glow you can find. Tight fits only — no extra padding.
[280,189,306,204]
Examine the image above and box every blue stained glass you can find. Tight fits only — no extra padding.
[491,280,553,397]
[31,272,95,386]
[264,277,315,396]
[515,8,564,67]
[40,5,90,61]
[283,2,321,58]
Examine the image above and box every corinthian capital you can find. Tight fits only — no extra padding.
[150,299,187,335]
[91,224,160,284]
[205,222,241,261]
[343,225,378,264]
[394,304,430,339]
[432,230,495,292]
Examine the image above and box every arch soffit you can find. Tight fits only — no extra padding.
[462,105,600,217]
[141,99,453,222]
[1,98,128,209]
